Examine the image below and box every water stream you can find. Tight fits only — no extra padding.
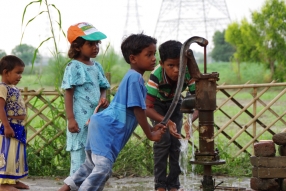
[179,113,196,190]
[177,114,248,191]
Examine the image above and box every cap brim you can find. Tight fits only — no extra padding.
[81,32,107,41]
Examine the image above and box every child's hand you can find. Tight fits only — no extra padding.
[184,121,191,140]
[151,124,166,142]
[85,103,102,125]
[68,118,80,133]
[4,125,15,138]
[167,120,181,139]
[151,130,163,142]
[153,123,167,133]
[99,98,109,108]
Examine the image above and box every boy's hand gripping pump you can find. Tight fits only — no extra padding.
[161,36,225,191]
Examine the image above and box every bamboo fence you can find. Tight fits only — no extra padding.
[20,82,286,164]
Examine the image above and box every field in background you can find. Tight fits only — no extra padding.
[18,61,272,91]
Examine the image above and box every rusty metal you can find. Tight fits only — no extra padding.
[180,93,195,113]
[179,36,226,191]
[162,36,247,190]
[200,185,247,191]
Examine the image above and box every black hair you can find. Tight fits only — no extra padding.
[159,40,182,63]
[68,37,86,59]
[0,55,25,75]
[121,33,157,64]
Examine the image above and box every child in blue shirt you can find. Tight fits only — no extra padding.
[58,33,166,191]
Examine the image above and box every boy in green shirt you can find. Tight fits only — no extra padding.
[145,40,197,191]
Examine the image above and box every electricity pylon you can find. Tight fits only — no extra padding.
[123,0,142,37]
[154,0,231,49]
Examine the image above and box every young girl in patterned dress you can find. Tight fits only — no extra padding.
[0,55,29,191]
[61,22,110,175]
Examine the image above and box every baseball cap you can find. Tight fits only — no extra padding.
[67,22,107,43]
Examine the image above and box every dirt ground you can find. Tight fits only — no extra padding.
[18,175,252,191]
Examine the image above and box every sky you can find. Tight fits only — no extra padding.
[0,0,265,57]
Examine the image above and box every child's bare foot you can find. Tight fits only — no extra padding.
[0,184,20,191]
[58,184,71,191]
[14,181,29,189]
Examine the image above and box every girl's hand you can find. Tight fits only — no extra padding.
[68,118,80,133]
[99,98,109,108]
[85,103,102,125]
[4,125,15,138]
[167,120,181,139]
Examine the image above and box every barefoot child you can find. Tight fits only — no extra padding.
[58,33,166,191]
[0,55,29,190]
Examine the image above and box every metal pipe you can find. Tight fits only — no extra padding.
[199,111,214,154]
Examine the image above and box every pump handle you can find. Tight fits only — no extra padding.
[160,36,208,126]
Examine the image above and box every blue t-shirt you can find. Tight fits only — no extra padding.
[86,69,147,162]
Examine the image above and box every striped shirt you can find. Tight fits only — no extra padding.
[146,65,195,102]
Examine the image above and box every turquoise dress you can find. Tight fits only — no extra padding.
[61,60,110,174]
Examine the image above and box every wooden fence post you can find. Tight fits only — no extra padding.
[252,87,257,156]
[23,87,28,138]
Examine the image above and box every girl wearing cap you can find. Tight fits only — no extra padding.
[61,22,110,175]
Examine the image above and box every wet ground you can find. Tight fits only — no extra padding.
[19,174,252,191]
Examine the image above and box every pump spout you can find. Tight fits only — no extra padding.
[183,36,209,79]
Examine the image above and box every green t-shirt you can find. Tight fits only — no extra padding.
[146,65,195,102]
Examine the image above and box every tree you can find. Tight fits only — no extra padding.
[211,30,235,62]
[251,0,286,81]
[225,0,286,81]
[0,49,6,59]
[11,44,41,65]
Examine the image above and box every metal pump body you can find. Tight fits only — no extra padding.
[162,36,225,191]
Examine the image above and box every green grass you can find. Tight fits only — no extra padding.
[18,61,273,91]
[198,62,272,85]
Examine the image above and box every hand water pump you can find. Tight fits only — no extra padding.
[161,36,225,191]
